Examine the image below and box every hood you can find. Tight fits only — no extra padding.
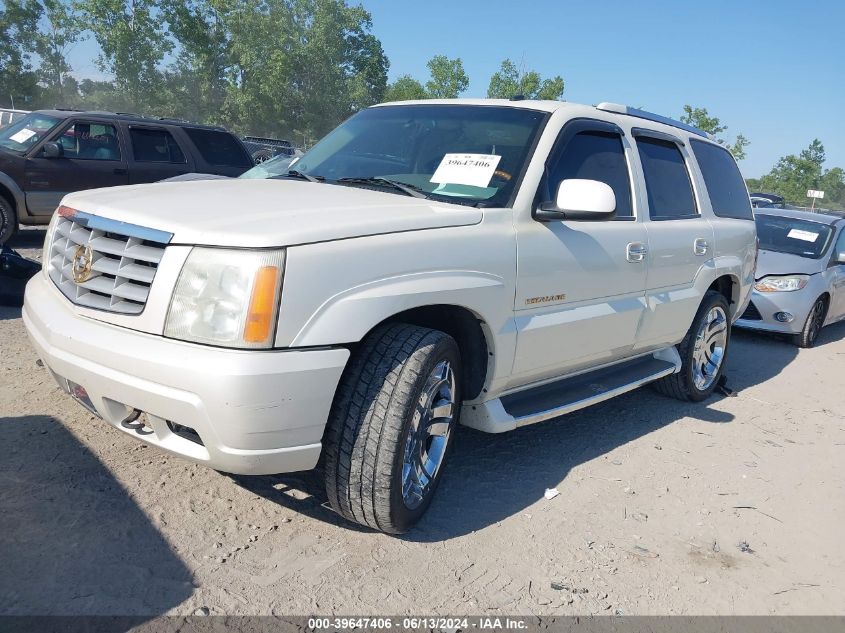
[61,179,482,247]
[755,249,825,279]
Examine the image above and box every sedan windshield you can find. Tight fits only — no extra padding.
[756,214,834,259]
[292,104,548,206]
[0,113,61,153]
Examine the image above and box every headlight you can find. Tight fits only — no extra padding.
[754,275,809,293]
[165,247,285,349]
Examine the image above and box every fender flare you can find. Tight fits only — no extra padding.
[0,171,27,217]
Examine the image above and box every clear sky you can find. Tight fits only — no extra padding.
[67,0,845,178]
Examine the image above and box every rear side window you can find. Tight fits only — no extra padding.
[691,140,753,220]
[183,128,251,167]
[130,127,186,163]
[547,131,633,218]
[637,137,697,219]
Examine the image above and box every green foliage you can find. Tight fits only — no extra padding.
[383,55,468,102]
[424,55,468,99]
[0,0,41,108]
[384,74,427,101]
[32,0,85,106]
[755,139,845,209]
[680,105,749,160]
[486,59,564,100]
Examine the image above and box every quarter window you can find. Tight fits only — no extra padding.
[130,127,186,163]
[547,131,633,218]
[690,140,752,220]
[183,128,252,168]
[57,122,121,161]
[637,137,697,219]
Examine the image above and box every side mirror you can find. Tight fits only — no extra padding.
[535,179,617,222]
[43,142,63,158]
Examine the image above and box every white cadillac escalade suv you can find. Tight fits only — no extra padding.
[24,99,757,533]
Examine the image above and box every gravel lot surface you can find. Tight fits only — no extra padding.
[2,228,844,616]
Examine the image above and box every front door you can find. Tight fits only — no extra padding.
[829,229,845,322]
[24,119,128,217]
[512,119,648,385]
[632,133,715,348]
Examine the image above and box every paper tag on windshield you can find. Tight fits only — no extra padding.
[430,153,501,188]
[9,128,36,143]
[787,228,819,242]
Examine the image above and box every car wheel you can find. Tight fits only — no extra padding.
[794,297,827,348]
[653,290,731,402]
[323,323,461,534]
[0,195,17,245]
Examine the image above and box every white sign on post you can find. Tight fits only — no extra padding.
[807,189,825,199]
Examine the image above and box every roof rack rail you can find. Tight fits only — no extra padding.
[596,102,712,139]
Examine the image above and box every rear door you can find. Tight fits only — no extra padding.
[24,118,128,217]
[512,119,649,383]
[126,125,193,183]
[632,131,714,348]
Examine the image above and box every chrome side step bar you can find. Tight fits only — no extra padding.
[461,348,681,433]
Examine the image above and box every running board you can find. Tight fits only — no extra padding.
[461,348,681,433]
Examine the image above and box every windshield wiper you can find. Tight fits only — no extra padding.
[273,170,323,183]
[336,176,428,199]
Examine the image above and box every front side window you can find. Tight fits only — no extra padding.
[293,104,549,206]
[130,127,186,163]
[0,113,61,154]
[57,122,121,160]
[755,214,834,259]
[546,130,633,218]
[691,140,752,220]
[637,137,697,219]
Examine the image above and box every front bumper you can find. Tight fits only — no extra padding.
[734,289,812,335]
[23,274,349,475]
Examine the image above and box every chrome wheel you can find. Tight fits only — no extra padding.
[401,359,456,509]
[692,306,728,391]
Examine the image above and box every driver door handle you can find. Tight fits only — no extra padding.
[627,242,648,263]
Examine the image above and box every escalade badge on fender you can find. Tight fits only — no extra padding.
[71,245,94,283]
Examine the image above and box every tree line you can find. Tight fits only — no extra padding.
[1,0,841,206]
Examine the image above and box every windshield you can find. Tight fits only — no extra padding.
[293,104,548,206]
[756,214,834,259]
[239,152,299,179]
[0,113,61,153]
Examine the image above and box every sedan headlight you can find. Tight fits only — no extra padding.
[754,275,809,293]
[165,247,285,349]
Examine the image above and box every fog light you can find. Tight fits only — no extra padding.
[774,311,794,323]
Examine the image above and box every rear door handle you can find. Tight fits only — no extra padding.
[627,242,648,262]
[694,238,710,256]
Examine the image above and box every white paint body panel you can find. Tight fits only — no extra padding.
[22,98,758,472]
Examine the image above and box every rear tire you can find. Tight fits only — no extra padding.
[793,297,827,348]
[0,195,17,245]
[323,323,461,534]
[653,290,731,402]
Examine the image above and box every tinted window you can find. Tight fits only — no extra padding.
[637,137,696,219]
[130,127,186,163]
[57,122,121,160]
[183,128,251,167]
[755,215,833,259]
[691,140,752,220]
[547,131,633,218]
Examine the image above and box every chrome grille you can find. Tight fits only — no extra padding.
[47,210,173,314]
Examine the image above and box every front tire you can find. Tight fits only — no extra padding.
[323,323,461,534]
[654,290,731,402]
[794,297,827,348]
[0,195,17,245]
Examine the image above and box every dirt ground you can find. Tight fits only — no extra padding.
[2,228,844,617]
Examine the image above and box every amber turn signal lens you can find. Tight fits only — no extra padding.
[244,266,280,343]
